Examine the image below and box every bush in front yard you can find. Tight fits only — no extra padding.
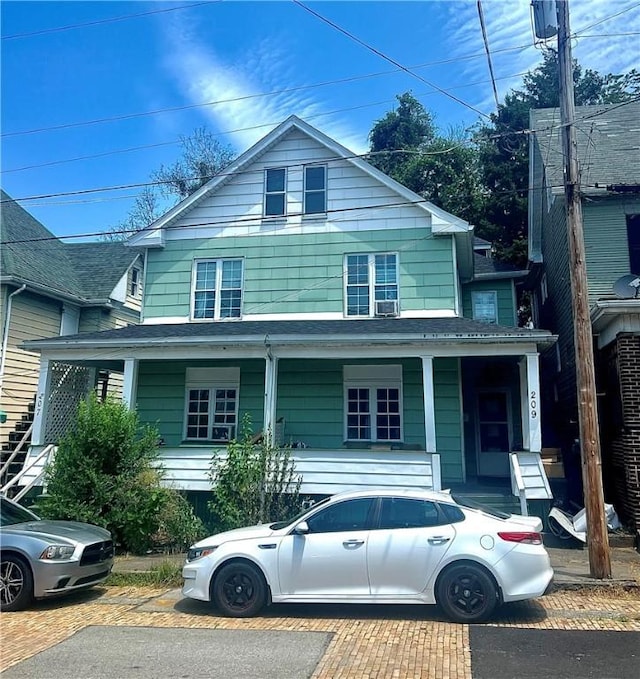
[37,393,204,553]
[208,414,303,532]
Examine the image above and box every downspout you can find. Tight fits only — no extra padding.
[0,284,27,404]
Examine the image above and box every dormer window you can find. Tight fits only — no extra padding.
[265,168,286,216]
[304,165,326,214]
[130,267,141,297]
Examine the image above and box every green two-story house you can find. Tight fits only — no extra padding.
[528,101,640,532]
[24,116,554,505]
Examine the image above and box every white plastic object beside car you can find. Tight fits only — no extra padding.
[182,488,553,623]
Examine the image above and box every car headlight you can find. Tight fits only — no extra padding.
[40,545,76,560]
[187,546,218,561]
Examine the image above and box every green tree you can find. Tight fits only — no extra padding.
[38,394,204,553]
[368,93,486,228]
[208,414,303,532]
[476,51,638,266]
[106,127,235,240]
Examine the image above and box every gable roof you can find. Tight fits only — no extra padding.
[128,115,472,248]
[530,100,640,196]
[1,189,139,303]
[472,253,526,280]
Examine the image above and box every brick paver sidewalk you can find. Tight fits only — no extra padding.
[2,586,639,678]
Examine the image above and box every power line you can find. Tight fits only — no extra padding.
[477,0,500,110]
[572,2,640,36]
[1,1,218,40]
[292,0,492,120]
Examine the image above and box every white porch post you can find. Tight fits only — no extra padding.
[263,354,278,446]
[520,354,541,452]
[420,356,437,453]
[32,357,51,445]
[122,359,139,410]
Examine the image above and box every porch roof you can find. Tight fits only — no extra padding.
[24,317,555,352]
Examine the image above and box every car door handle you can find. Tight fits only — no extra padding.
[427,536,451,545]
[343,539,365,547]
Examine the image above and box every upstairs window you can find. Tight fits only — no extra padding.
[304,165,327,214]
[192,259,243,320]
[472,291,498,324]
[345,253,398,317]
[130,267,141,298]
[265,168,286,216]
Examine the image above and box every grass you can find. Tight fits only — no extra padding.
[106,561,183,588]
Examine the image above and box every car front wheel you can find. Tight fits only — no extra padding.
[436,562,498,623]
[212,562,267,618]
[0,555,33,612]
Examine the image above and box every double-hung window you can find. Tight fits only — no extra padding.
[184,368,239,442]
[265,167,286,216]
[345,253,398,317]
[304,165,326,214]
[344,365,403,442]
[472,291,498,324]
[192,259,243,320]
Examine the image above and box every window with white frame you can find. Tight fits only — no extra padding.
[184,367,239,442]
[345,253,398,317]
[304,165,326,214]
[130,267,141,297]
[344,365,402,442]
[192,259,243,320]
[472,290,498,324]
[265,167,286,216]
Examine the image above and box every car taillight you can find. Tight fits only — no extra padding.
[498,531,543,545]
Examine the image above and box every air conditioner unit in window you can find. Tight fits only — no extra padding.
[374,300,399,317]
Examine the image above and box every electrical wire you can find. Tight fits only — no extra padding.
[572,2,640,36]
[1,1,218,40]
[477,0,500,110]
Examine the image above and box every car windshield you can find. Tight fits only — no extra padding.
[449,492,511,520]
[0,497,40,526]
[269,497,332,530]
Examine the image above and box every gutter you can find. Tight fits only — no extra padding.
[0,284,27,401]
[0,276,112,308]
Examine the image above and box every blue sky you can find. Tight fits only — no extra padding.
[2,0,639,240]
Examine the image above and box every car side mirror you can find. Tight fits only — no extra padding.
[293,521,309,535]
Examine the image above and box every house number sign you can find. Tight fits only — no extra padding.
[530,391,538,419]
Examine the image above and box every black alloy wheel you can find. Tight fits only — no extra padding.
[0,555,33,612]
[212,562,267,618]
[436,562,498,623]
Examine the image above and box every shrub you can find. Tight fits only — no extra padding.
[208,414,303,532]
[37,393,204,553]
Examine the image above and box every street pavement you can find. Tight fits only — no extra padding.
[2,545,639,678]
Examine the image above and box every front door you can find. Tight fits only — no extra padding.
[277,497,375,596]
[476,390,512,477]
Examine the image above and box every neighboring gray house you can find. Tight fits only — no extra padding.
[528,101,640,532]
[0,190,144,474]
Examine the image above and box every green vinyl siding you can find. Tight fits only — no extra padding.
[143,228,456,318]
[583,197,640,303]
[461,279,516,326]
[134,357,463,481]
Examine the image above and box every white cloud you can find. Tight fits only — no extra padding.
[160,15,366,154]
[445,0,640,109]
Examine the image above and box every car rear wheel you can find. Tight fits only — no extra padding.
[212,562,267,618]
[0,555,33,612]
[436,562,498,623]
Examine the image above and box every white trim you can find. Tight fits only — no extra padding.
[60,304,80,336]
[456,358,466,482]
[263,354,279,445]
[190,258,244,321]
[343,252,399,318]
[264,167,287,217]
[524,353,541,452]
[122,358,138,409]
[420,356,436,453]
[303,163,327,215]
[183,368,240,442]
[32,358,51,446]
[452,236,461,317]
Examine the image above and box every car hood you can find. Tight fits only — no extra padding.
[193,523,276,547]
[2,520,111,544]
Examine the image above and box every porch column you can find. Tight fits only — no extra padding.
[520,354,541,452]
[420,356,437,453]
[263,353,279,446]
[122,359,139,410]
[32,357,52,445]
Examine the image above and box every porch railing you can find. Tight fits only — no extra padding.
[0,444,55,502]
[509,451,553,516]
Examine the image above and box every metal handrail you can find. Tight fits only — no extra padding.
[0,444,55,498]
[0,422,34,480]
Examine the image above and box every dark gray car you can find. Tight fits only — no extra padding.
[0,496,114,611]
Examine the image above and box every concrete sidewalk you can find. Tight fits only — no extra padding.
[113,543,640,588]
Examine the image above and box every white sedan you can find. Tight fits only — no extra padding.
[182,488,553,623]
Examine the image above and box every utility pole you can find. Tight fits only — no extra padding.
[556,0,611,578]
